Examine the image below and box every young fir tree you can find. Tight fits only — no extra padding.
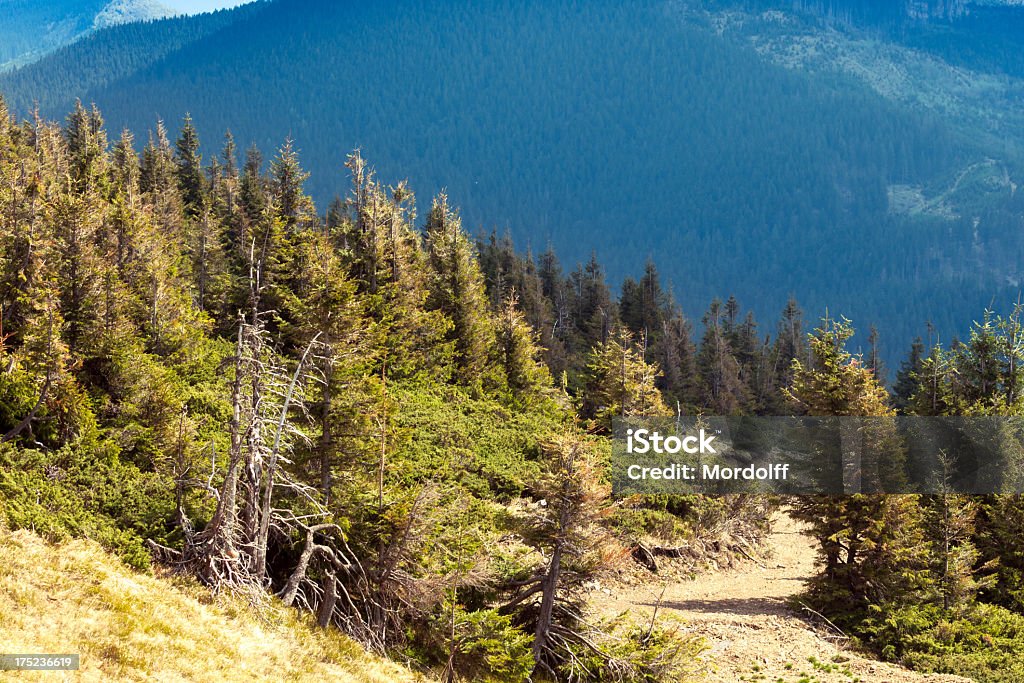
[919,308,1024,613]
[923,450,989,614]
[583,327,668,428]
[976,495,1024,612]
[522,432,611,678]
[495,291,553,409]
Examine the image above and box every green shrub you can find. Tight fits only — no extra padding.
[859,602,1024,683]
[415,603,533,682]
[0,443,177,570]
[392,383,564,498]
[558,615,705,682]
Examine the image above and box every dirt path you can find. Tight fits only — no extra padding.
[596,514,972,683]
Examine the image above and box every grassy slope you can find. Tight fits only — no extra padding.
[0,527,427,682]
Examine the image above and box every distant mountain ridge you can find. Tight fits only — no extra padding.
[95,0,175,29]
[0,0,174,71]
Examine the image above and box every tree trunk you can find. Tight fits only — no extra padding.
[317,571,338,628]
[532,539,563,666]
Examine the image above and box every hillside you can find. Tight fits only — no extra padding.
[0,5,259,113]
[0,0,175,71]
[5,0,1024,362]
[2,87,1024,681]
[0,527,426,682]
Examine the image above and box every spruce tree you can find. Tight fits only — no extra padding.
[575,254,615,350]
[525,432,610,677]
[496,291,552,408]
[424,193,497,383]
[583,327,668,428]
[270,138,312,232]
[174,114,206,217]
[64,101,107,191]
[787,317,928,623]
[923,451,988,613]
[770,297,805,403]
[697,299,747,414]
[893,337,924,413]
[656,312,699,411]
[139,121,176,196]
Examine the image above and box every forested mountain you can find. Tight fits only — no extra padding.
[0,4,260,115]
[0,0,175,71]
[6,0,1024,369]
[2,100,1024,681]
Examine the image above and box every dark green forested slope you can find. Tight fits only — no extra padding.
[5,0,1024,366]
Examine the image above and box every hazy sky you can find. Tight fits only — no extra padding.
[161,0,250,13]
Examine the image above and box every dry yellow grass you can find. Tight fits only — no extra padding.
[0,528,429,682]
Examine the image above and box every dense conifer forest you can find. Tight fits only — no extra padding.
[7,0,1024,368]
[2,99,1024,681]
